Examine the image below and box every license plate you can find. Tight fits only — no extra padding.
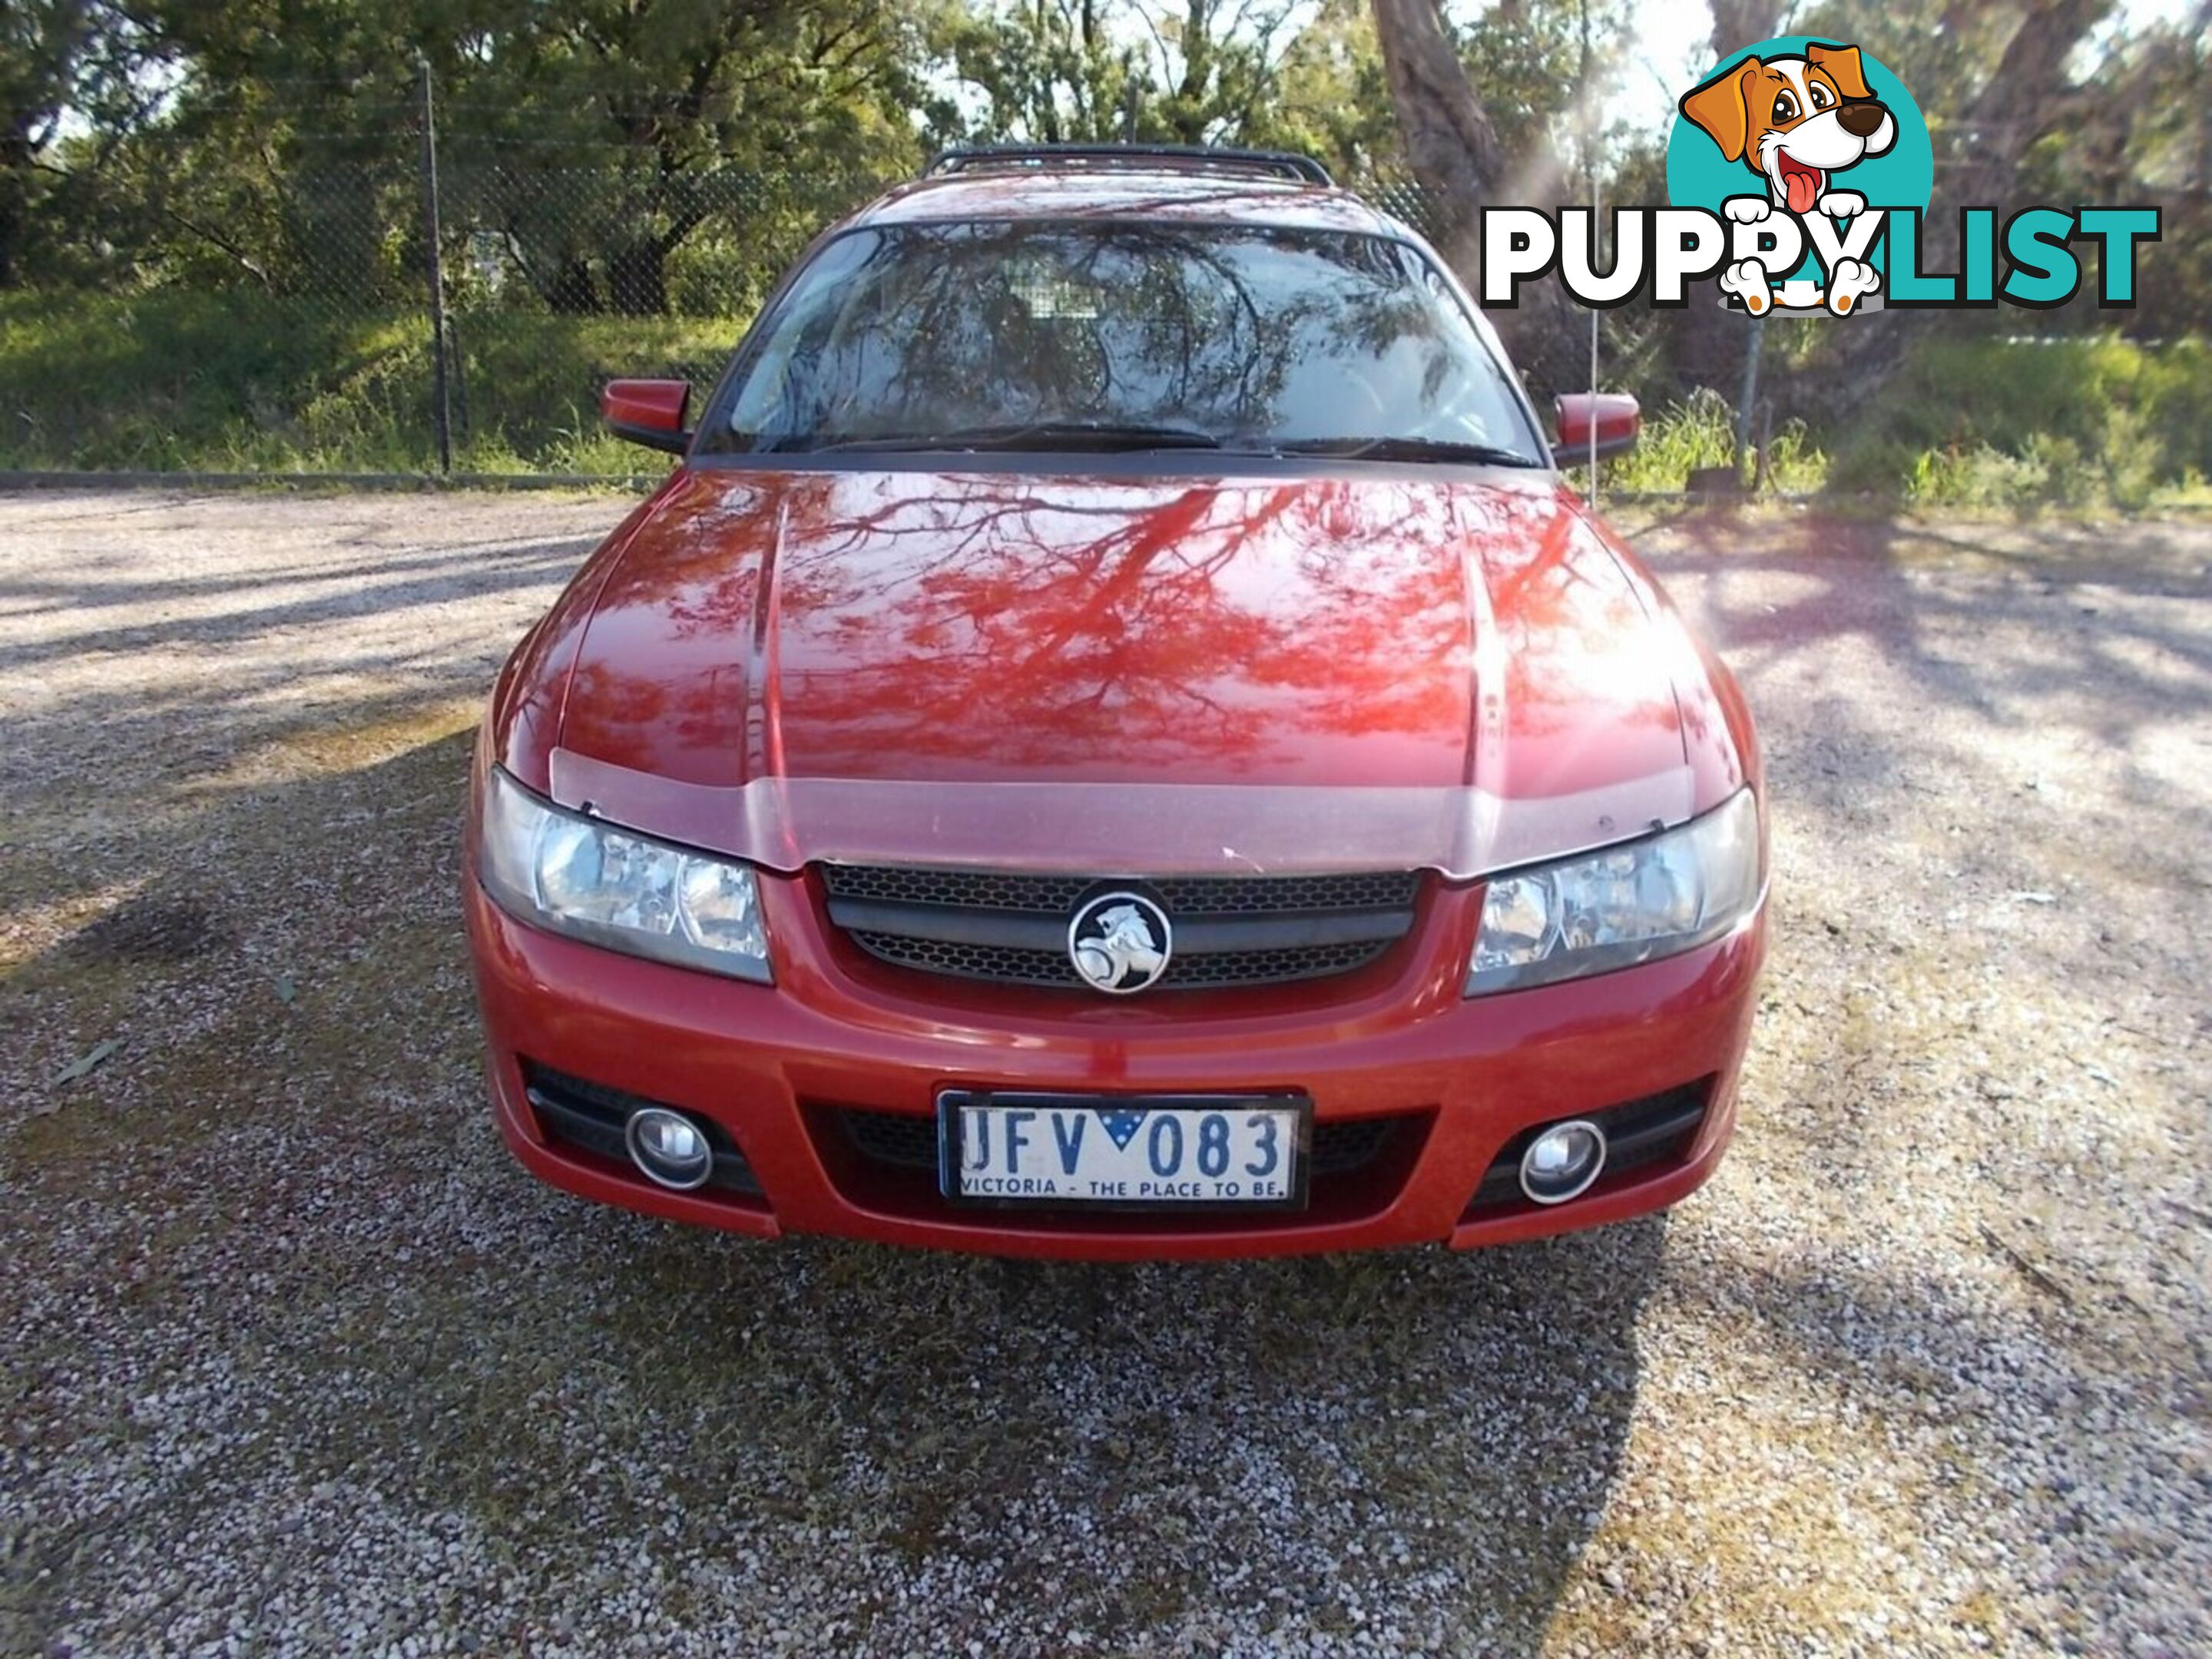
[938,1091,1310,1209]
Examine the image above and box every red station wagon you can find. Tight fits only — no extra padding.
[462,145,1767,1259]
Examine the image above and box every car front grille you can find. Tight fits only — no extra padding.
[843,930,1389,988]
[820,866,1421,916]
[819,864,1421,992]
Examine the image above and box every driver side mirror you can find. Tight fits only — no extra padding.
[1552,392,1639,467]
[602,379,692,455]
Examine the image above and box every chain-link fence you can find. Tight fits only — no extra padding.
[433,162,885,473]
[0,127,2023,498]
[2,118,904,477]
[2,96,1483,479]
[9,67,2205,505]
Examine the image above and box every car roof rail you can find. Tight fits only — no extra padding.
[923,143,1335,188]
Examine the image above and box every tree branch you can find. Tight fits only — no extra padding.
[158,206,273,287]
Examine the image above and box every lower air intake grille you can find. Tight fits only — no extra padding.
[1463,1082,1710,1215]
[522,1062,760,1197]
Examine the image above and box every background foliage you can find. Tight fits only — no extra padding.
[2,0,2207,500]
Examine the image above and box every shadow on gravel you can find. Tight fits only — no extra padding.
[532,1214,1667,1651]
[0,531,595,673]
[3,723,1662,1657]
[0,525,598,934]
[1644,512,2212,766]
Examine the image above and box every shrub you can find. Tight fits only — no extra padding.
[1826,333,2209,508]
[0,287,747,474]
[1602,388,1739,492]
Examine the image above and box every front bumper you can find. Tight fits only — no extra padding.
[464,869,1764,1260]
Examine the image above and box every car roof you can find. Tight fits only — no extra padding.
[846,167,1416,240]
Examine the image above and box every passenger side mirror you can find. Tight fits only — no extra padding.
[602,379,692,455]
[1552,393,1639,466]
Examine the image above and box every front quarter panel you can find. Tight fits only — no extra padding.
[488,474,688,794]
[1573,498,1762,814]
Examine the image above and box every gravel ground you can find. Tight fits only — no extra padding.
[1,488,2206,1659]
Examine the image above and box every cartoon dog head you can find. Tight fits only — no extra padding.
[1680,42,1896,217]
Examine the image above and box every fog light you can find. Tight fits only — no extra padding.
[1519,1119,1607,1205]
[625,1107,714,1190]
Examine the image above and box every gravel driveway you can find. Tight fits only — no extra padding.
[1,488,2206,1658]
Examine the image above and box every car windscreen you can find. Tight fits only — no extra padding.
[707,220,1545,464]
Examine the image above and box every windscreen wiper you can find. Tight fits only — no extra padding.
[799,421,1227,454]
[1271,436,1545,467]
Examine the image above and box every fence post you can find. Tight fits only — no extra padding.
[1734,317,1763,483]
[416,54,452,475]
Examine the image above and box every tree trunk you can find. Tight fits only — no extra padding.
[605,239,671,315]
[545,259,601,315]
[1833,0,2114,408]
[0,181,24,287]
[1671,3,1782,398]
[1939,0,2112,249]
[1171,0,1216,143]
[1707,0,1780,61]
[0,134,34,288]
[1369,0,1502,275]
[1369,0,1581,396]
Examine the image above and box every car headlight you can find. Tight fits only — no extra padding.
[477,767,772,982]
[1466,790,1760,995]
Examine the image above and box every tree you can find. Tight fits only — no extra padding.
[1260,0,1403,177]
[937,0,1299,150]
[111,0,934,313]
[480,0,928,312]
[2068,0,2210,336]
[1138,0,1297,144]
[1666,0,1780,400]
[1369,0,1616,394]
[1369,0,1502,270]
[0,1,163,285]
[1774,0,2140,408]
[938,0,1147,142]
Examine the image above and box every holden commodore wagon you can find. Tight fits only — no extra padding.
[463,144,1767,1259]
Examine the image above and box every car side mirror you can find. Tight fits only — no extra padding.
[1552,392,1639,466]
[602,379,692,455]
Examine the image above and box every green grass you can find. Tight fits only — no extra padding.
[1826,334,2212,509]
[1599,333,2211,508]
[1598,386,1826,496]
[4,289,2209,507]
[0,286,747,474]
